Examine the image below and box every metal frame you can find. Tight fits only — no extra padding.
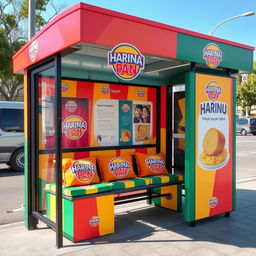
[28,54,63,248]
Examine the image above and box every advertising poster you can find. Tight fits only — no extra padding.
[119,100,133,146]
[94,99,119,146]
[195,73,233,220]
[62,97,89,148]
[133,102,152,144]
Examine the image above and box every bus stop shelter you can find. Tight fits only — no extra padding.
[13,2,254,248]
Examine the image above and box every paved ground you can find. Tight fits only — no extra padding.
[0,178,256,256]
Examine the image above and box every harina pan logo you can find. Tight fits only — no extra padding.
[65,100,78,112]
[122,104,130,113]
[29,40,39,62]
[145,155,165,174]
[208,196,219,208]
[89,216,101,227]
[62,115,87,140]
[108,157,130,178]
[205,80,222,101]
[203,43,223,68]
[108,43,145,80]
[70,160,96,183]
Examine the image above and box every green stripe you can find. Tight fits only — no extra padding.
[63,198,74,241]
[46,193,50,219]
[177,33,253,72]
[24,142,28,228]
[111,178,147,190]
[184,72,196,222]
[232,78,236,211]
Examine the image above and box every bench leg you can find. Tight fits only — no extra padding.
[150,184,182,212]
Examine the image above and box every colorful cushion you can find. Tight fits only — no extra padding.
[45,183,113,196]
[111,177,151,190]
[144,174,179,185]
[62,157,100,187]
[134,152,168,177]
[97,154,137,182]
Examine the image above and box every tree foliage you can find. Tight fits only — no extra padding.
[0,0,65,101]
[237,62,256,116]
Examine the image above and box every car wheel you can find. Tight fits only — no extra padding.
[241,129,247,136]
[252,133,256,136]
[10,148,24,172]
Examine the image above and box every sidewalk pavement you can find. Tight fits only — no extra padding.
[1,178,256,256]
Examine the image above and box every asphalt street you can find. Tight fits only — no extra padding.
[0,134,255,225]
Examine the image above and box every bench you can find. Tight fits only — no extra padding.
[45,158,184,242]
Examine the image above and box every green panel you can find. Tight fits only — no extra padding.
[177,34,253,72]
[24,142,28,228]
[151,187,161,206]
[63,198,74,240]
[46,193,50,219]
[184,72,196,222]
[232,78,236,211]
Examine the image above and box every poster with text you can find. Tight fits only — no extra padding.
[94,99,119,146]
[62,97,89,148]
[195,74,233,220]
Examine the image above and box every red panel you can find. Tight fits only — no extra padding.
[76,81,94,99]
[115,149,121,156]
[160,86,167,129]
[81,9,177,59]
[74,197,99,242]
[147,87,157,137]
[13,8,81,73]
[109,84,128,99]
[74,151,90,160]
[135,148,147,153]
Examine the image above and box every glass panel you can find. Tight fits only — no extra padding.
[36,67,56,221]
[172,85,185,176]
[38,68,56,150]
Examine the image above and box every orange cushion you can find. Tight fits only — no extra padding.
[62,157,100,187]
[134,152,168,177]
[97,154,137,182]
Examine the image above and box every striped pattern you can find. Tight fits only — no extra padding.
[45,183,113,197]
[144,173,179,185]
[46,192,114,242]
[111,178,151,190]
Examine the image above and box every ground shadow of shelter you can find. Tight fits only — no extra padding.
[68,188,256,249]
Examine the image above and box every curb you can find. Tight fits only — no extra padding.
[0,221,24,231]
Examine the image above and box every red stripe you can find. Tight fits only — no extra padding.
[76,81,94,99]
[115,149,121,156]
[74,151,90,159]
[74,198,99,242]
[160,86,167,129]
[135,148,147,153]
[110,84,128,99]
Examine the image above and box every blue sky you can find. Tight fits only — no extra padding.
[49,0,255,58]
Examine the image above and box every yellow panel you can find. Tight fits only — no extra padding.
[127,86,148,101]
[195,170,216,220]
[160,128,166,155]
[124,180,135,189]
[97,195,114,236]
[61,80,77,97]
[147,147,156,154]
[161,185,178,210]
[50,194,56,222]
[24,71,28,143]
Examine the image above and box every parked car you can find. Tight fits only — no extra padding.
[0,101,24,171]
[236,117,256,136]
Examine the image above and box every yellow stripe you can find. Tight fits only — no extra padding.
[195,170,216,220]
[160,185,178,210]
[83,186,98,195]
[160,128,166,155]
[24,71,28,143]
[97,195,114,236]
[49,194,56,222]
[124,180,135,189]
[160,176,170,183]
